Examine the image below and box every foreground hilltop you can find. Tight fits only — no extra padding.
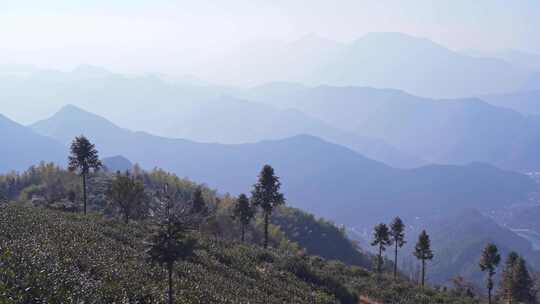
[0,205,476,304]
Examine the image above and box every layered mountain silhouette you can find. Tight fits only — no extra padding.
[247,84,540,171]
[158,96,424,168]
[30,105,536,227]
[201,32,534,98]
[0,114,65,172]
[0,67,423,168]
[4,56,540,170]
[481,90,540,116]
[462,49,540,71]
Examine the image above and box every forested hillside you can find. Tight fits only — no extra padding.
[0,162,479,303]
[0,163,370,269]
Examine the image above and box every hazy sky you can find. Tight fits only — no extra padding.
[1,0,539,73]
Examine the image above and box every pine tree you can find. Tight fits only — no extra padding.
[251,165,285,249]
[500,252,519,304]
[68,135,102,215]
[146,184,197,304]
[191,186,207,214]
[107,171,146,223]
[371,223,391,274]
[413,230,434,287]
[389,217,406,280]
[515,257,536,303]
[479,243,501,304]
[232,193,255,242]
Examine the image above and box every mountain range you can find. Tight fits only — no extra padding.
[5,65,540,171]
[246,84,540,171]
[0,67,425,168]
[25,105,536,228]
[200,32,537,98]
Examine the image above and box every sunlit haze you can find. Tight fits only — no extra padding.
[3,2,540,301]
[2,0,540,74]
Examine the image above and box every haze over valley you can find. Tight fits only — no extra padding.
[2,1,540,303]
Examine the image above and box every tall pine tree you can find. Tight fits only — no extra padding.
[371,223,391,274]
[389,217,406,280]
[479,243,501,304]
[68,135,102,215]
[251,165,285,249]
[413,230,434,287]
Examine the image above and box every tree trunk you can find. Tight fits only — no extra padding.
[487,275,493,304]
[421,258,425,287]
[264,212,269,249]
[168,263,173,304]
[82,174,87,215]
[378,245,383,273]
[241,224,245,242]
[394,242,398,280]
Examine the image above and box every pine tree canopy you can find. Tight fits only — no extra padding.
[479,243,500,274]
[233,193,255,226]
[251,165,285,212]
[390,217,406,247]
[371,223,391,249]
[68,135,102,174]
[414,230,434,261]
[191,186,207,214]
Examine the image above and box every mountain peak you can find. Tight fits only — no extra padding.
[54,104,110,122]
[31,105,123,146]
[57,104,86,114]
[353,32,446,51]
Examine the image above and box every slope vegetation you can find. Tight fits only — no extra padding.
[0,205,476,304]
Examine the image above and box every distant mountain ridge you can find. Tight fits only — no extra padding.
[1,67,424,168]
[0,114,65,172]
[157,96,425,168]
[462,49,540,71]
[481,90,540,116]
[2,53,538,170]
[246,84,540,171]
[200,32,535,98]
[30,105,537,228]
